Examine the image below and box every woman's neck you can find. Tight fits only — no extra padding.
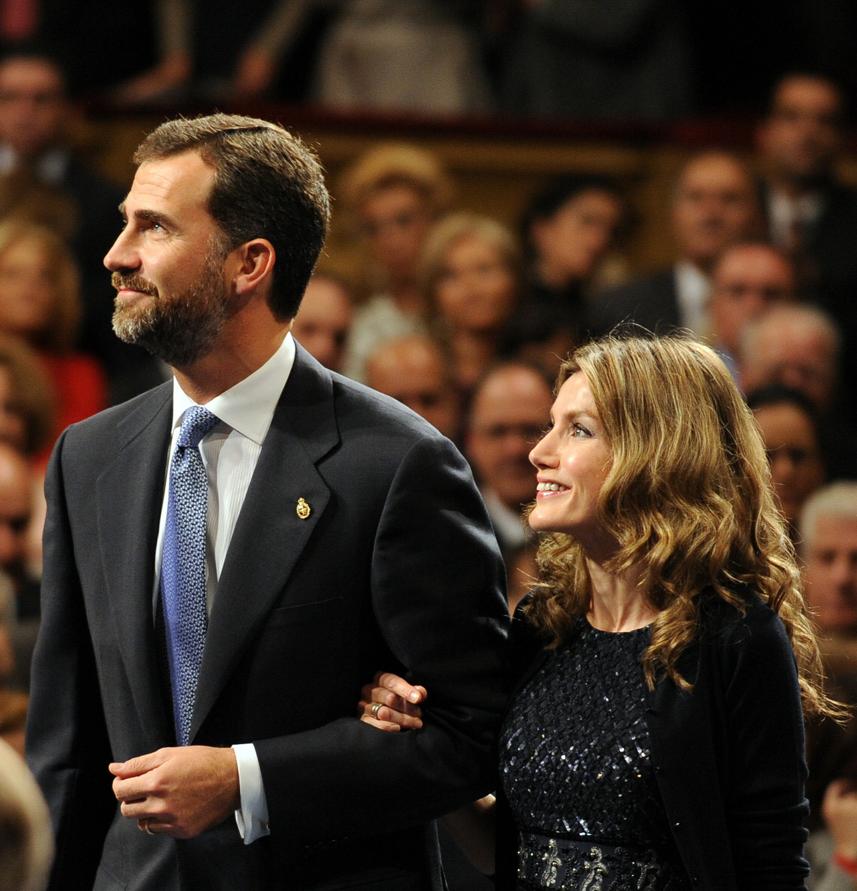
[585,557,656,632]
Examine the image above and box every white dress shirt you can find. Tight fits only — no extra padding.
[153,331,296,845]
[674,260,712,338]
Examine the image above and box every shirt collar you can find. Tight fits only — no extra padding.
[171,332,296,445]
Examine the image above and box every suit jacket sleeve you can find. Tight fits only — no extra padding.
[26,430,116,889]
[253,433,510,843]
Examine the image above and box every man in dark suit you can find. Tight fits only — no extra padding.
[756,72,857,416]
[25,114,509,891]
[590,150,761,338]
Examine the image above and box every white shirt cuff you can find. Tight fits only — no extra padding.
[232,743,270,844]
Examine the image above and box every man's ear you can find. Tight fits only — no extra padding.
[232,239,276,296]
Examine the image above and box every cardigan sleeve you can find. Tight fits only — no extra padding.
[720,603,810,889]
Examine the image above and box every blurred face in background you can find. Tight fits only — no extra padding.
[365,336,459,440]
[741,320,837,412]
[753,401,824,525]
[531,189,623,287]
[759,76,843,186]
[710,245,795,354]
[0,57,65,157]
[0,236,56,342]
[467,365,553,510]
[435,234,517,335]
[291,276,352,372]
[803,513,857,635]
[358,184,433,285]
[672,153,759,271]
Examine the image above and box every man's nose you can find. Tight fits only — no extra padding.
[103,228,138,272]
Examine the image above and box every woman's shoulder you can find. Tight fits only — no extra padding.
[697,588,793,666]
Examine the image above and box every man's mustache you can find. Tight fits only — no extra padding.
[111,272,158,297]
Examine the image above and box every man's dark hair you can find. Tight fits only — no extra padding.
[134,113,330,320]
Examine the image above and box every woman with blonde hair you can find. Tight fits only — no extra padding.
[0,221,105,462]
[420,212,522,397]
[361,333,835,889]
[340,143,454,380]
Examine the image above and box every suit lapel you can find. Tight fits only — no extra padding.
[96,384,174,745]
[190,348,339,741]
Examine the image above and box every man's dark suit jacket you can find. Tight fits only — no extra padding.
[587,268,682,337]
[26,345,510,891]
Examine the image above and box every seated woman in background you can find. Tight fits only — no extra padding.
[339,143,454,381]
[361,334,837,890]
[0,221,106,464]
[422,212,522,399]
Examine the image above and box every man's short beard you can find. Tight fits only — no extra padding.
[111,240,231,367]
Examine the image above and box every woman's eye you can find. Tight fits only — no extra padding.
[571,423,591,438]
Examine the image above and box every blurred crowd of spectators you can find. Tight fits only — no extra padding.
[0,18,855,891]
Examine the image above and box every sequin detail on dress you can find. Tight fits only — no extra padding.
[499,618,690,890]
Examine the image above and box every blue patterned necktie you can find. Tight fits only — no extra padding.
[161,406,219,746]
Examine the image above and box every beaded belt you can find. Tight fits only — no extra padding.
[516,829,679,890]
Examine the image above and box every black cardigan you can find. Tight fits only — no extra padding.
[495,595,810,890]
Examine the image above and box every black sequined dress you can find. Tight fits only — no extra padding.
[499,617,691,891]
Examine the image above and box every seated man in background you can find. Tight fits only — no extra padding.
[707,241,796,376]
[739,303,856,480]
[799,482,857,890]
[290,272,353,373]
[465,362,552,563]
[756,72,857,399]
[591,150,761,338]
[365,334,460,442]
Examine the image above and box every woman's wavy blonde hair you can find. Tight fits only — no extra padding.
[526,332,836,718]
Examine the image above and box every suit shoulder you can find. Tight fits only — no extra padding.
[60,382,171,450]
[329,371,449,445]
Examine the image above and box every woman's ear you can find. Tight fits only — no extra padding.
[232,238,276,296]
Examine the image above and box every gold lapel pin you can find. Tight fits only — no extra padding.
[296,497,311,520]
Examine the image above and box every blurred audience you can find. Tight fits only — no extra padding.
[340,143,453,381]
[0,220,105,462]
[291,272,353,373]
[747,385,826,538]
[756,71,857,400]
[422,213,521,397]
[520,174,627,342]
[591,150,760,337]
[365,334,460,442]
[0,738,52,891]
[0,45,163,402]
[708,241,796,376]
[465,362,552,563]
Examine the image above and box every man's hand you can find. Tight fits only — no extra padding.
[110,746,240,839]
